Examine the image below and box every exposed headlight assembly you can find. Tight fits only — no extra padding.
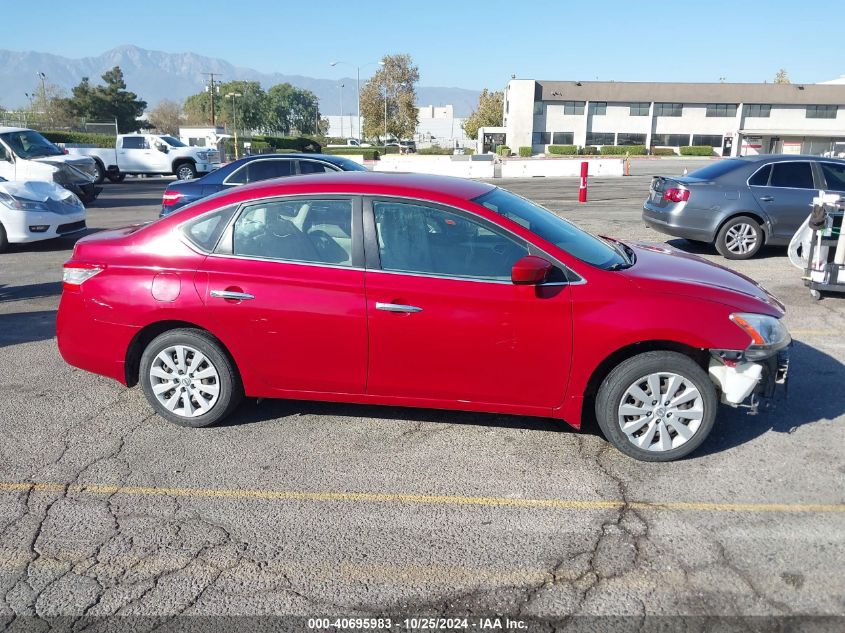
[0,190,51,212]
[730,313,791,360]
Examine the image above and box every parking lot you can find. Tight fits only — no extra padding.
[1,171,843,628]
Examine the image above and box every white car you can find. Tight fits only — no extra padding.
[0,176,86,252]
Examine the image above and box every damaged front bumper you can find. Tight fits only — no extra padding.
[708,346,790,414]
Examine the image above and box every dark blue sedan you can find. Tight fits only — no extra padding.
[159,153,368,217]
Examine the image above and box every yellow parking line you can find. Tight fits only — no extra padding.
[0,481,842,514]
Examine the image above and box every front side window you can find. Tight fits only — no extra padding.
[373,201,528,281]
[232,198,353,266]
[227,159,293,184]
[160,135,187,147]
[820,162,845,190]
[473,188,627,270]
[769,162,814,189]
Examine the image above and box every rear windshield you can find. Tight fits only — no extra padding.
[686,159,746,180]
[473,187,627,270]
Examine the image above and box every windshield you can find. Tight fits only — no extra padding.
[686,159,746,180]
[0,130,63,158]
[160,135,187,147]
[473,187,628,270]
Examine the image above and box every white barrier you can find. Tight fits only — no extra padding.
[500,159,624,178]
[373,156,495,179]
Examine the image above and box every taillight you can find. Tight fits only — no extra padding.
[62,263,104,290]
[663,188,690,203]
[162,191,184,206]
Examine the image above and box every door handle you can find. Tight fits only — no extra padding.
[758,196,774,202]
[211,289,254,301]
[375,302,422,313]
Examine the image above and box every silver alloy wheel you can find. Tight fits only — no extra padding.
[724,222,758,255]
[617,372,705,452]
[177,165,194,180]
[149,344,220,418]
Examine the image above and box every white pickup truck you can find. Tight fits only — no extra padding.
[67,134,221,183]
[0,127,101,204]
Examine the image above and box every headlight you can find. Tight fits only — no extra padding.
[197,151,210,161]
[0,190,51,212]
[730,313,791,359]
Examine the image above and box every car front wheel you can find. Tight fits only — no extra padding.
[176,163,197,180]
[715,216,763,259]
[595,351,718,462]
[139,329,242,427]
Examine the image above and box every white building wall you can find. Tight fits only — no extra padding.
[504,80,535,152]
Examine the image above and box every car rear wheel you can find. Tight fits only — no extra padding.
[715,216,763,259]
[107,172,126,183]
[139,329,242,428]
[93,160,106,185]
[176,162,197,180]
[595,351,718,462]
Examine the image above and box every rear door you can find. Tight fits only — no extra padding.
[749,160,817,240]
[197,195,367,393]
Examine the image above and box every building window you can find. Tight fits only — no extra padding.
[617,133,647,146]
[590,102,607,116]
[692,134,724,147]
[745,104,771,117]
[706,104,738,117]
[629,102,650,116]
[533,101,544,115]
[807,105,837,119]
[585,132,614,145]
[532,132,552,144]
[552,132,574,144]
[563,101,585,115]
[655,103,683,117]
[651,134,690,146]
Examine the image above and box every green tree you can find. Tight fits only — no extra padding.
[775,68,790,84]
[360,54,419,141]
[183,91,213,126]
[462,89,504,140]
[216,80,266,134]
[60,67,147,132]
[266,83,321,135]
[147,100,184,135]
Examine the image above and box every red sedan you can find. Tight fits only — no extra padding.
[57,173,790,461]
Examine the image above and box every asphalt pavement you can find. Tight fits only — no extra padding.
[0,167,843,631]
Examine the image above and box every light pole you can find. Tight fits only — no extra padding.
[330,60,384,141]
[226,92,242,159]
[24,93,34,109]
[339,83,345,138]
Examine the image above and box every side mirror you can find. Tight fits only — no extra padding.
[156,143,169,153]
[511,255,553,285]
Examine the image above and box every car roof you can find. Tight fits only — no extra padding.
[223,153,361,165]
[0,127,30,134]
[733,154,845,163]
[220,171,496,201]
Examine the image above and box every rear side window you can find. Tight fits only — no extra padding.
[820,162,845,190]
[770,162,814,189]
[227,159,293,184]
[181,206,236,252]
[748,164,771,186]
[122,136,148,149]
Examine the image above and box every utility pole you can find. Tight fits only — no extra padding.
[339,83,345,138]
[226,92,242,159]
[203,73,221,127]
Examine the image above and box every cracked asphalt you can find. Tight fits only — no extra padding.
[0,166,843,630]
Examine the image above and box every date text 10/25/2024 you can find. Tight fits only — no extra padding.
[307,617,528,630]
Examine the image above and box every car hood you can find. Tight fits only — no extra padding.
[0,179,77,202]
[618,241,785,316]
[32,154,95,168]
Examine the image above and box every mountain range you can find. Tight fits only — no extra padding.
[0,45,481,117]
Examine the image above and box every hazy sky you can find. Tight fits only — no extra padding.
[2,0,842,88]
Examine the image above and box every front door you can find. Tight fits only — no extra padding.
[364,198,573,411]
[749,160,817,240]
[117,136,149,172]
[197,196,367,393]
[0,142,14,181]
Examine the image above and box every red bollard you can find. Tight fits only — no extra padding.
[579,161,588,202]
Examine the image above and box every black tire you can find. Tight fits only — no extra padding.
[0,223,8,253]
[175,162,197,180]
[107,172,126,183]
[715,216,764,259]
[139,328,242,428]
[595,351,718,462]
[93,160,106,185]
